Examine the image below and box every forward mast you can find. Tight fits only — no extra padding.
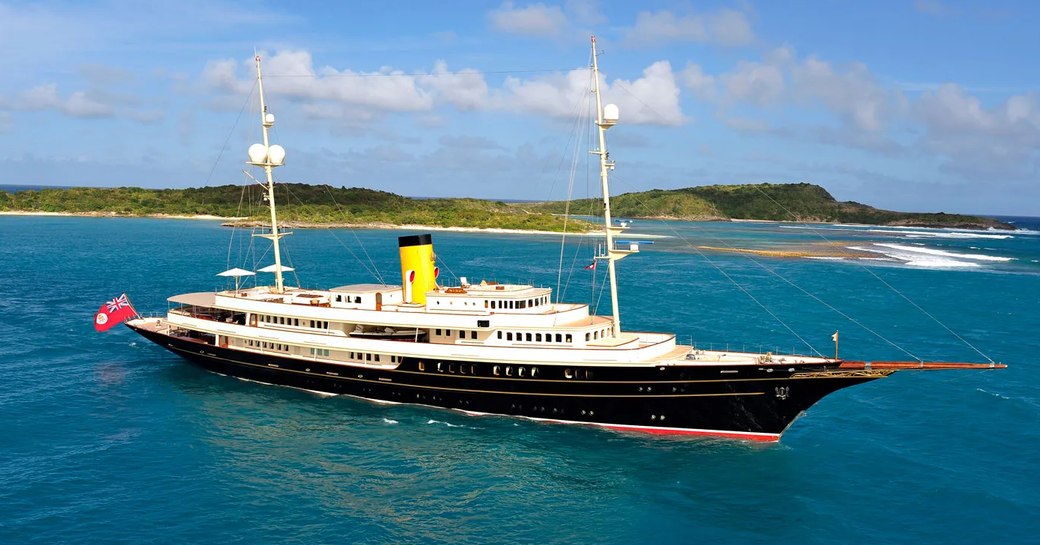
[590,35,636,337]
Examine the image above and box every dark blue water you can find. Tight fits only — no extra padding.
[1,216,1036,544]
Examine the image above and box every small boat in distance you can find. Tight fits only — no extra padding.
[125,38,1004,441]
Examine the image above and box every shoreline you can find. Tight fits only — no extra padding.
[0,211,243,221]
[0,209,1016,234]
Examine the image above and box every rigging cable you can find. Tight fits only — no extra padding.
[744,185,995,363]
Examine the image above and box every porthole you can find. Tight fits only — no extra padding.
[531,367,539,378]
[493,365,501,376]
[518,366,526,377]
[506,366,514,377]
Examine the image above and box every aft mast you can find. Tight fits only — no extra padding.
[246,55,289,294]
[590,36,636,336]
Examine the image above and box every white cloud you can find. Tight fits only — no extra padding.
[419,61,489,111]
[16,83,113,118]
[915,84,1040,177]
[501,61,684,126]
[488,1,569,37]
[204,50,681,126]
[205,51,435,113]
[565,0,606,25]
[623,8,755,47]
[680,62,715,100]
[720,60,785,105]
[790,56,905,132]
[915,0,953,17]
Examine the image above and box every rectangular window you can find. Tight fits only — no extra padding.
[436,329,442,336]
[477,320,489,328]
[566,334,572,343]
[506,332,513,341]
[470,331,477,339]
[459,330,465,338]
[556,334,562,342]
[366,353,372,361]
[525,333,532,342]
[497,331,502,339]
[535,333,542,342]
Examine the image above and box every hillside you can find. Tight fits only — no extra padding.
[518,183,1013,230]
[0,184,593,233]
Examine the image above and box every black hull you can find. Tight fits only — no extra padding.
[129,324,886,441]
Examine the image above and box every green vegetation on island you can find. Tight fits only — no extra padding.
[0,182,1013,231]
[0,184,592,233]
[517,183,1013,230]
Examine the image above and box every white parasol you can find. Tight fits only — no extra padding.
[217,268,256,292]
[257,264,295,273]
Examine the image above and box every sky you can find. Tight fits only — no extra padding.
[0,0,1038,215]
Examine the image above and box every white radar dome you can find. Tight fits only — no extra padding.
[264,113,275,125]
[268,145,286,166]
[603,104,619,123]
[247,143,267,164]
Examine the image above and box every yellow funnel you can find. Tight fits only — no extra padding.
[399,234,437,305]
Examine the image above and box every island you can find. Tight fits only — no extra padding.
[517,183,1014,230]
[0,182,1014,231]
[0,184,591,233]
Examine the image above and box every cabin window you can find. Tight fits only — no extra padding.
[531,368,539,378]
[505,366,513,377]
[518,300,526,309]
[374,355,380,362]
[525,333,532,342]
[355,296,361,303]
[470,331,477,340]
[506,332,513,341]
[419,361,425,371]
[565,368,574,379]
[435,329,442,336]
[477,320,489,328]
[535,333,542,342]
[565,334,572,343]
[335,295,342,302]
[497,331,502,339]
[490,301,496,309]
[437,362,443,372]
[493,365,500,376]
[459,330,465,339]
[585,333,590,341]
[555,334,562,343]
[366,353,372,361]
[518,367,526,377]
[446,329,452,337]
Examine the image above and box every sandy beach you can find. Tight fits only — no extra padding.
[0,210,671,238]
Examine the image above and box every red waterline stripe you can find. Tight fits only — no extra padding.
[598,423,781,442]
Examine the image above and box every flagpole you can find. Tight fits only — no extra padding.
[124,292,143,319]
[833,330,839,360]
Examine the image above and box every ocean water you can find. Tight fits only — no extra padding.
[1,215,1037,544]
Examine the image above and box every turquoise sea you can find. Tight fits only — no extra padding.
[1,215,1037,544]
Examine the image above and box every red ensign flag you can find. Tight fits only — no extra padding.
[94,293,137,332]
